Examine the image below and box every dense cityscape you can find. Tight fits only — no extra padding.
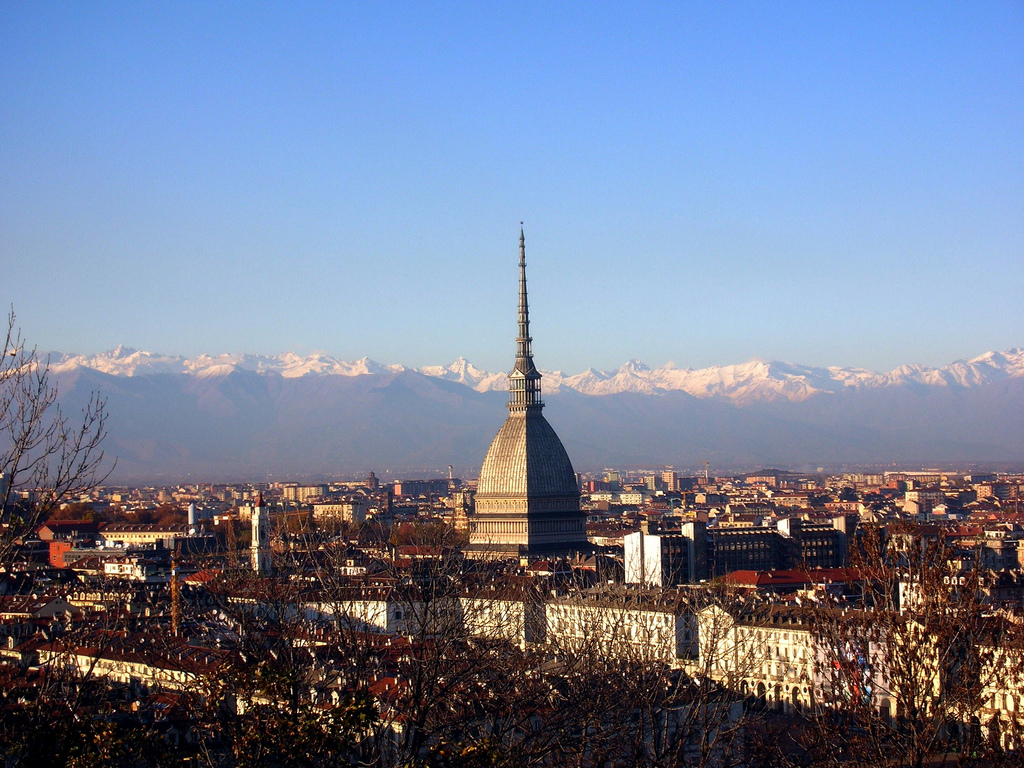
[4,5,1021,767]
[3,240,1024,767]
[7,459,1024,766]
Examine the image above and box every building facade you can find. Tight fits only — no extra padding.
[624,521,709,586]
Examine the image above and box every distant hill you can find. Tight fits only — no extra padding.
[47,347,1024,482]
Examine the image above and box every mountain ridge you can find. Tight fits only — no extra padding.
[49,346,1024,405]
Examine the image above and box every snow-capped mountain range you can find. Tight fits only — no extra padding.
[45,345,1024,479]
[50,346,406,379]
[50,346,1024,405]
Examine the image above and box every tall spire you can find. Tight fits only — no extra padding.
[516,224,532,364]
[509,225,543,412]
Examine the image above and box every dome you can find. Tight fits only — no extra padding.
[477,410,578,499]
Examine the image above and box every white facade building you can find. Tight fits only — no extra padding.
[250,493,271,575]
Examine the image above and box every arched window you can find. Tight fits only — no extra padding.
[879,699,891,721]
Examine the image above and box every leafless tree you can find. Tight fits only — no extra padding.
[0,309,111,564]
[0,583,179,768]
[802,523,1024,768]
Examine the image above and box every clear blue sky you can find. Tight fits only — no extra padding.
[2,3,1021,373]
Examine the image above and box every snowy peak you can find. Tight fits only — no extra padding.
[562,360,666,396]
[333,356,405,377]
[51,347,189,376]
[865,348,1024,390]
[419,358,508,392]
[622,359,651,374]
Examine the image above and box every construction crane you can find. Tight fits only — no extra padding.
[171,547,181,637]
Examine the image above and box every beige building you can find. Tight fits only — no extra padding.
[38,632,227,693]
[979,635,1024,751]
[312,499,368,524]
[697,604,816,714]
[98,523,186,548]
[459,588,544,647]
[305,587,460,639]
[545,590,694,665]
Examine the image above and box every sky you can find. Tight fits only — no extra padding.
[1,3,1021,375]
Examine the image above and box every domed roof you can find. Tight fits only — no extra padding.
[477,411,578,498]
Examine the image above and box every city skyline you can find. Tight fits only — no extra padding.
[2,2,1024,747]
[2,4,1022,373]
